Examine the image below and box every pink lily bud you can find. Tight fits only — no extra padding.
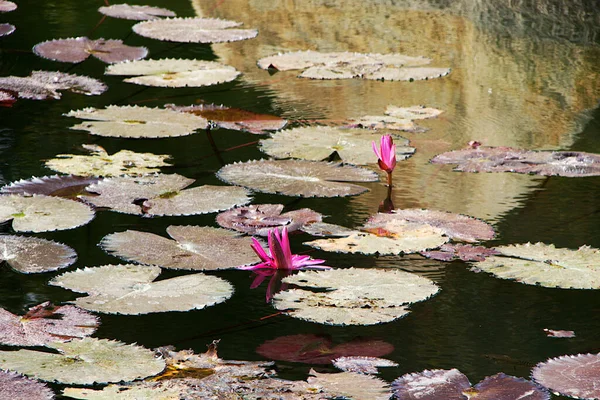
[372,135,397,173]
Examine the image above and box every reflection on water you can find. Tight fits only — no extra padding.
[192,0,599,224]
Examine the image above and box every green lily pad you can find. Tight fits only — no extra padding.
[132,17,257,43]
[307,368,391,400]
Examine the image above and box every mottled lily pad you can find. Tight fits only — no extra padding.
[165,103,287,134]
[0,1,16,12]
[0,235,76,273]
[81,174,250,216]
[256,334,394,364]
[0,194,94,232]
[65,105,208,138]
[34,37,148,64]
[98,3,176,20]
[273,268,439,325]
[1,175,100,198]
[471,242,600,289]
[46,144,171,177]
[106,58,240,88]
[333,356,398,374]
[0,302,98,346]
[532,353,600,399]
[101,226,262,271]
[259,126,414,164]
[0,71,107,100]
[308,369,391,400]
[420,243,500,262]
[50,264,233,315]
[132,17,257,43]
[0,370,54,400]
[431,146,600,177]
[217,159,378,197]
[0,23,15,37]
[0,337,165,385]
[216,204,322,236]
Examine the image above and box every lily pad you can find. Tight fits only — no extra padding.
[300,221,356,237]
[532,353,600,399]
[0,89,16,106]
[0,71,107,100]
[0,235,76,273]
[0,337,165,384]
[272,268,439,325]
[0,370,54,400]
[165,103,287,134]
[420,243,500,262]
[106,58,240,88]
[385,105,444,120]
[0,302,99,346]
[470,242,600,289]
[0,194,94,232]
[431,146,600,177]
[217,159,378,197]
[81,173,250,216]
[46,144,171,177]
[543,328,575,338]
[1,175,100,197]
[308,369,391,400]
[34,37,148,64]
[98,4,176,20]
[50,264,233,315]
[0,23,15,37]
[65,105,208,138]
[259,126,414,164]
[216,204,322,236]
[0,1,16,12]
[132,17,258,43]
[257,51,450,81]
[366,209,496,243]
[256,334,394,364]
[333,356,398,374]
[100,226,262,271]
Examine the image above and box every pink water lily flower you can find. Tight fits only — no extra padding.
[372,134,397,186]
[239,227,330,271]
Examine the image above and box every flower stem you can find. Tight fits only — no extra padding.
[386,171,393,187]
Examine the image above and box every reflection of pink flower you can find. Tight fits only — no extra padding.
[372,135,397,174]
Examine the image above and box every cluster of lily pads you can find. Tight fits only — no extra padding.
[1,1,600,399]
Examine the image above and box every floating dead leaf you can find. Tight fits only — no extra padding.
[471,242,600,289]
[431,146,600,177]
[308,368,391,400]
[132,17,257,43]
[34,37,148,64]
[273,268,439,325]
[1,175,100,198]
[420,243,500,262]
[0,370,54,400]
[165,103,287,134]
[50,264,233,315]
[98,3,176,20]
[532,353,600,399]
[101,226,262,271]
[0,235,76,273]
[217,159,378,197]
[0,0,16,12]
[106,58,240,88]
[257,51,450,81]
[0,23,15,37]
[0,337,165,385]
[216,204,322,236]
[0,302,98,346]
[81,173,250,216]
[256,334,394,364]
[333,356,398,374]
[0,194,94,232]
[543,329,576,338]
[300,221,355,237]
[259,126,414,164]
[366,209,496,243]
[46,144,171,177]
[65,105,208,138]
[0,71,107,100]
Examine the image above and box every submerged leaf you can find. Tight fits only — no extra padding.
[1,175,100,197]
[46,144,171,177]
[0,302,98,346]
[0,370,54,400]
[65,105,208,138]
[0,194,94,232]
[471,242,600,289]
[259,126,414,164]
[101,226,262,271]
[333,356,398,374]
[0,23,15,37]
[216,204,322,236]
[308,369,391,400]
[0,235,76,273]
[0,337,165,384]
[273,268,439,325]
[34,37,148,64]
[217,159,378,197]
[0,71,107,100]
[50,264,233,315]
[532,353,600,399]
[132,17,257,43]
[98,3,176,20]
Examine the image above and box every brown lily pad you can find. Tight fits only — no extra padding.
[0,23,15,37]
[1,175,100,198]
[0,235,76,273]
[34,37,148,64]
[0,370,54,400]
[0,71,107,100]
[532,353,600,399]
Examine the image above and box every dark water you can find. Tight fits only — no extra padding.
[1,0,599,397]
